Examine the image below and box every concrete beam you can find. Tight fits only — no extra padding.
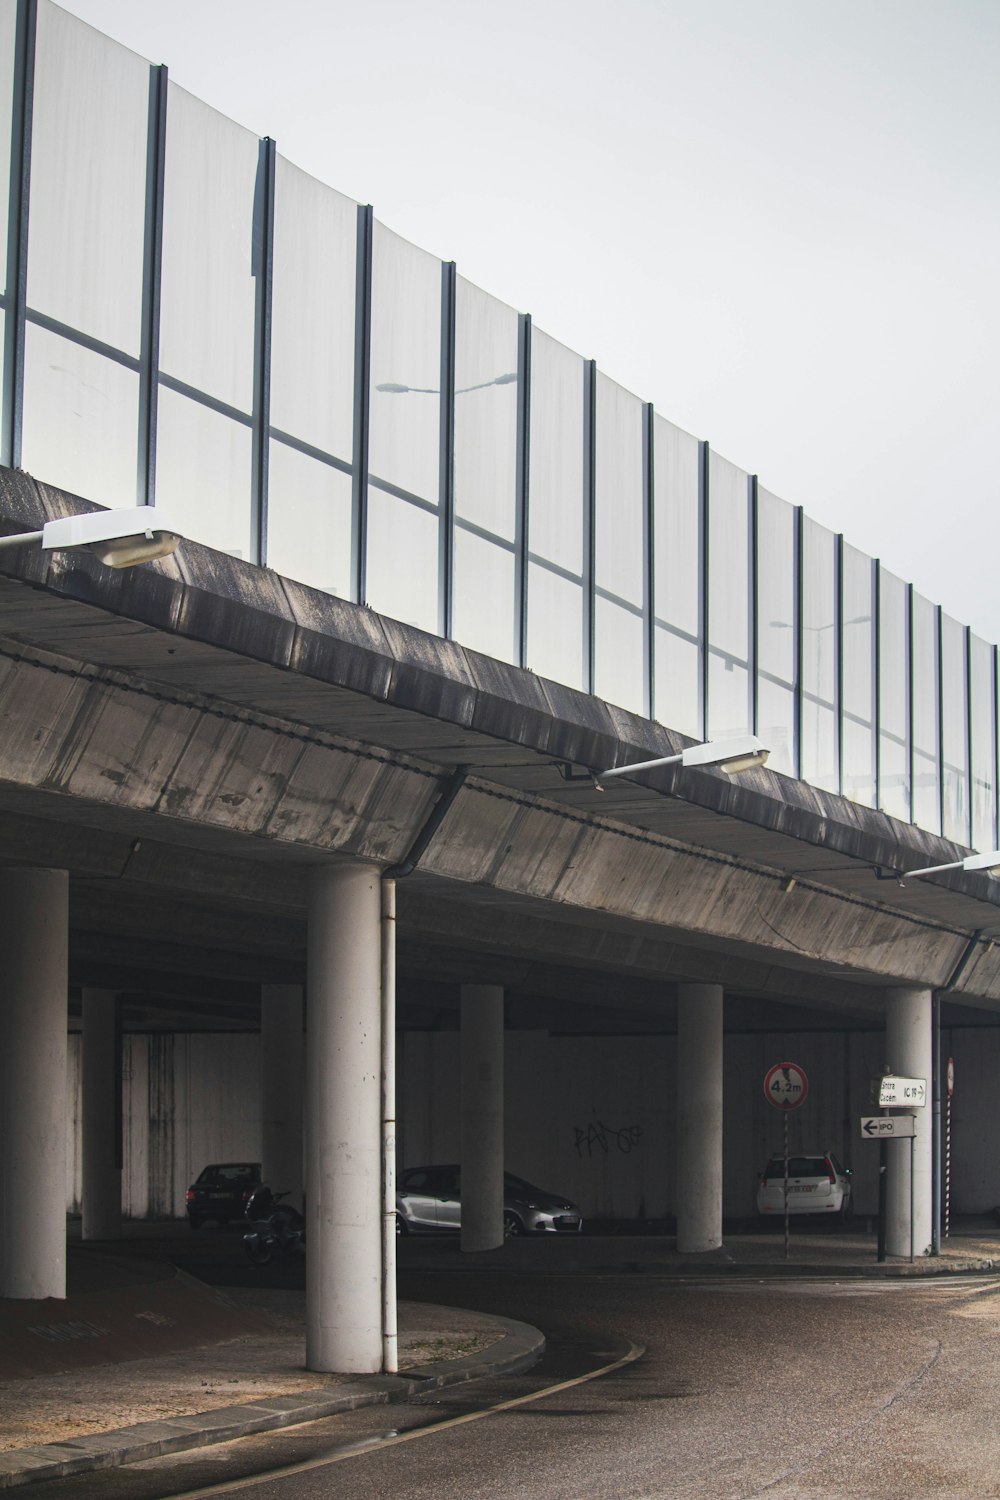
[0,643,983,1000]
[1,466,993,905]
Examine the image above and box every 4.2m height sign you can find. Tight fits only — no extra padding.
[763,1061,809,1110]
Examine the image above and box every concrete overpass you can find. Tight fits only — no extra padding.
[3,469,1000,1368]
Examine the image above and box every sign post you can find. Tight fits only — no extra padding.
[878,1133,888,1264]
[763,1063,809,1261]
[864,1075,927,1264]
[945,1058,955,1241]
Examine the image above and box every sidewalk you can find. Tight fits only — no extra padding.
[1,1218,998,1490]
[0,1257,542,1490]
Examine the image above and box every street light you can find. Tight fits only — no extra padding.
[0,507,183,568]
[376,372,517,395]
[905,851,1000,880]
[594,734,770,790]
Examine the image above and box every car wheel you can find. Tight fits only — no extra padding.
[840,1195,854,1222]
[395,1214,409,1237]
[503,1210,523,1239]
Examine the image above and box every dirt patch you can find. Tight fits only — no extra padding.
[0,1292,504,1452]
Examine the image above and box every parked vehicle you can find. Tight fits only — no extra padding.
[185,1162,260,1229]
[242,1185,306,1263]
[756,1153,852,1218]
[395,1166,583,1237]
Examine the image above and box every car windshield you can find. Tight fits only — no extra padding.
[504,1174,541,1194]
[197,1164,258,1185]
[399,1167,459,1194]
[764,1157,829,1177]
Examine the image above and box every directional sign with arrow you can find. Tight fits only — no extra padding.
[878,1075,926,1108]
[861,1115,916,1140]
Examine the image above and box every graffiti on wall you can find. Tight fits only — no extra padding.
[574,1120,643,1157]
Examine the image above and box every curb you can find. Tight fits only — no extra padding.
[0,1312,543,1490]
[401,1254,1000,1280]
[604,1255,1000,1280]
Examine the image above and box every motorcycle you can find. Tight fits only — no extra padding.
[242,1185,306,1264]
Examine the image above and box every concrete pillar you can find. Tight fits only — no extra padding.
[885,986,933,1258]
[82,989,121,1240]
[305,863,382,1373]
[261,984,304,1211]
[0,869,68,1299]
[460,984,504,1252]
[676,983,723,1253]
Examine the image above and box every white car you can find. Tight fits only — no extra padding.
[756,1153,852,1218]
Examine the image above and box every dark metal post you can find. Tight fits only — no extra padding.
[874,560,882,810]
[438,260,456,640]
[835,532,844,795]
[964,624,973,846]
[936,604,945,835]
[514,313,531,669]
[642,402,654,720]
[992,644,999,851]
[137,62,167,505]
[699,441,710,740]
[793,505,804,779]
[2,0,36,468]
[909,1132,915,1264]
[868,553,878,806]
[906,582,915,824]
[352,203,373,605]
[251,136,276,566]
[750,475,760,736]
[583,358,596,696]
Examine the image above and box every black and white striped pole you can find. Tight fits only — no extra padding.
[944,1057,954,1241]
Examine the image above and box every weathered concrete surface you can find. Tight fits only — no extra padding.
[0,468,973,875]
[0,1278,537,1487]
[2,469,1000,1012]
[0,634,985,997]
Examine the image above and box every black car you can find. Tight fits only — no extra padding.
[185,1162,261,1229]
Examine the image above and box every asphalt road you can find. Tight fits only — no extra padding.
[24,1251,1000,1500]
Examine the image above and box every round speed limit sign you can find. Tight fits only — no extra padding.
[764,1061,809,1110]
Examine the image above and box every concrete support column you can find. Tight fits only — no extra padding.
[305,863,382,1373]
[460,984,504,1252]
[676,983,723,1253]
[885,986,933,1258]
[82,989,121,1241]
[0,869,68,1299]
[261,984,304,1211]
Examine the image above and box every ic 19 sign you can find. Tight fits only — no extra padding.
[764,1061,809,1110]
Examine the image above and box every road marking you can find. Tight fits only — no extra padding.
[163,1342,646,1498]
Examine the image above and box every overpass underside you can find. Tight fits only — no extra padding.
[3,472,1000,1364]
[2,469,999,1025]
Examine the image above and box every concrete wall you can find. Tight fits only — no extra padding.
[401,1026,1000,1221]
[68,1032,261,1219]
[65,1023,1000,1221]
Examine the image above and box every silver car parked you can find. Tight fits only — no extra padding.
[396,1165,583,1237]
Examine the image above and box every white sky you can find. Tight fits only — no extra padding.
[60,0,1000,642]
